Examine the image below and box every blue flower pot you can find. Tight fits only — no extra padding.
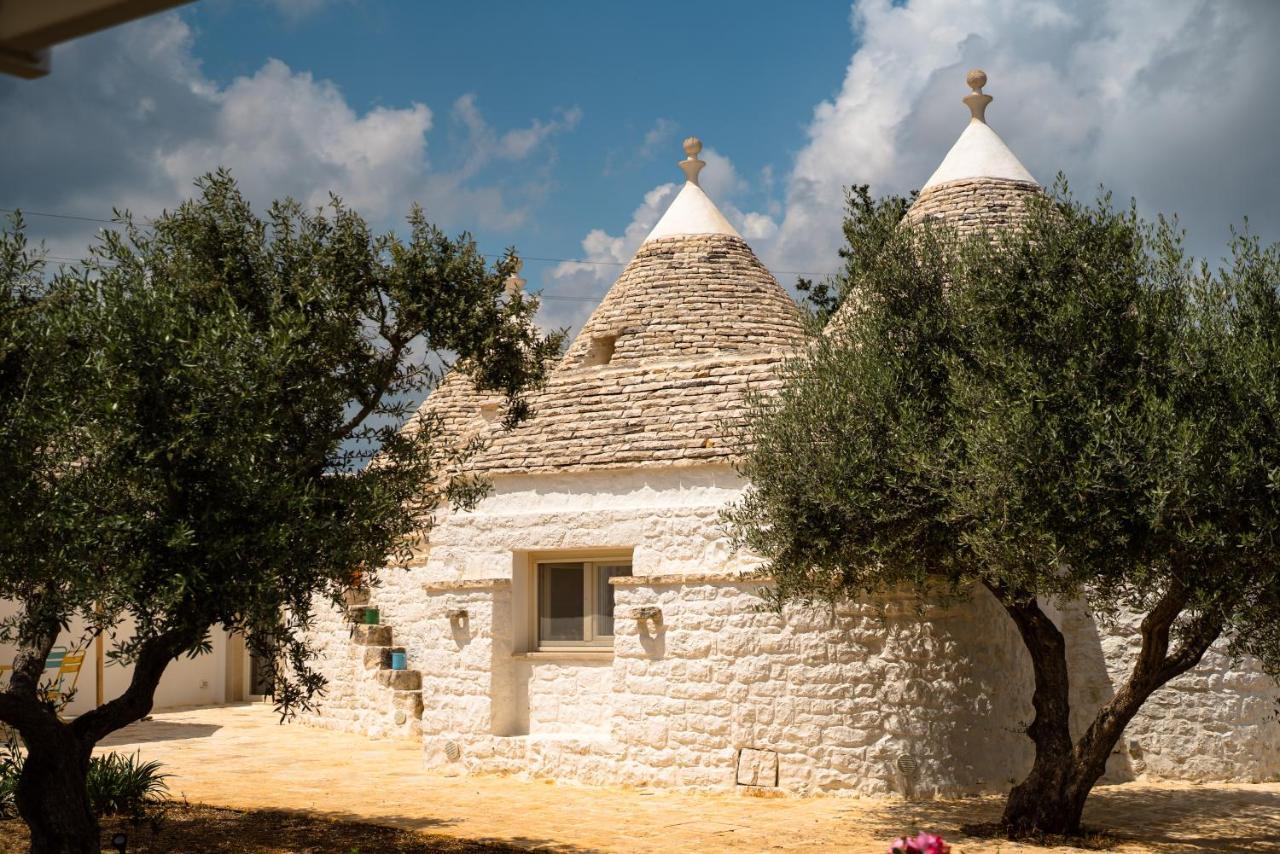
[390,651,407,671]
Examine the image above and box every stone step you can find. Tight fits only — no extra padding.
[345,606,368,624]
[393,690,424,719]
[352,624,393,646]
[376,669,422,691]
[363,645,404,670]
[342,588,371,608]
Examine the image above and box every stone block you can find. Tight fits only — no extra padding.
[393,691,424,718]
[377,669,422,691]
[363,646,403,670]
[736,748,779,787]
[352,624,393,646]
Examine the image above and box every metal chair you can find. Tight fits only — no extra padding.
[44,650,86,705]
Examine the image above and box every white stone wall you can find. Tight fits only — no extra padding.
[299,463,1280,791]
[296,597,423,740]
[607,580,1035,795]
[1094,611,1280,782]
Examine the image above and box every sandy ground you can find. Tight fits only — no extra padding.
[97,703,1280,853]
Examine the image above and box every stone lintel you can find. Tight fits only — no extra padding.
[610,571,773,587]
[421,578,511,592]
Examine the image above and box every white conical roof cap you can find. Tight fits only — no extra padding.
[644,136,741,242]
[645,181,740,241]
[922,69,1037,190]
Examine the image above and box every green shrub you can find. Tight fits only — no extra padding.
[0,734,167,820]
[0,728,22,819]
[86,751,169,817]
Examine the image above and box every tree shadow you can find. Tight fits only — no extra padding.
[833,784,1280,852]
[260,805,601,852]
[99,720,222,746]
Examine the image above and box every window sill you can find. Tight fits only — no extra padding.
[513,651,614,662]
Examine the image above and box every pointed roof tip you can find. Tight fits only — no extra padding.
[679,136,705,185]
[643,135,742,243]
[921,68,1038,191]
[963,68,992,123]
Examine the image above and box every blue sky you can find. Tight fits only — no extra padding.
[187,0,854,257]
[4,0,1279,332]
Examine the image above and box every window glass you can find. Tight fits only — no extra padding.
[595,564,632,637]
[539,562,584,641]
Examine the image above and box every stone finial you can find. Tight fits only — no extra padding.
[679,136,706,186]
[504,257,525,297]
[963,68,993,123]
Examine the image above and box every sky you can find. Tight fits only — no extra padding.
[3,0,1279,336]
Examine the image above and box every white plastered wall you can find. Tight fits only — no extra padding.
[299,463,1280,791]
[0,601,233,715]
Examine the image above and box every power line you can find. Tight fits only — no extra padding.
[5,206,835,287]
[1,208,122,225]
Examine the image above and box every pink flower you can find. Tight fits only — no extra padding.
[912,832,951,854]
[888,832,951,854]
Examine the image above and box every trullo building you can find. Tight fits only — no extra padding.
[302,72,1280,794]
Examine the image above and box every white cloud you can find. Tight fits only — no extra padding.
[560,0,1280,313]
[770,0,1280,273]
[450,94,580,178]
[0,13,581,261]
[159,59,433,221]
[639,118,678,160]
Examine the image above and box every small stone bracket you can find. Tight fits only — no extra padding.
[447,608,469,628]
[631,606,663,628]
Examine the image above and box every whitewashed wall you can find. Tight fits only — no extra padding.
[299,463,1280,790]
[0,602,234,715]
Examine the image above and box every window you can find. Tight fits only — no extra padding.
[536,560,632,648]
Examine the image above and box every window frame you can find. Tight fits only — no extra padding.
[532,557,632,651]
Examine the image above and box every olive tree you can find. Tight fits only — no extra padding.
[0,171,562,852]
[728,182,1280,837]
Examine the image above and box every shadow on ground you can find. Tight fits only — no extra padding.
[843,784,1280,852]
[0,804,600,854]
[291,804,600,853]
[100,720,223,745]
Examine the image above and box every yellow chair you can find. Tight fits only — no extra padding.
[44,650,86,706]
[0,646,67,685]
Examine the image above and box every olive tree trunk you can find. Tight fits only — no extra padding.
[2,627,192,853]
[15,726,98,854]
[990,583,1221,837]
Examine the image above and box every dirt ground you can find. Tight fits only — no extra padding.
[77,703,1280,853]
[0,804,524,853]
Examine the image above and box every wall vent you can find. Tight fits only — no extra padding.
[583,334,617,367]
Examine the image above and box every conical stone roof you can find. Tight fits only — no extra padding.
[473,137,805,475]
[828,70,1041,332]
[906,69,1040,237]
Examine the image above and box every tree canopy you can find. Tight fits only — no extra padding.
[0,171,562,851]
[729,181,1280,835]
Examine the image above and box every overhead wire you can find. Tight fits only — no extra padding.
[2,206,835,304]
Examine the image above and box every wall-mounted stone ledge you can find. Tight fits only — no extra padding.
[610,571,773,587]
[421,578,511,592]
[512,651,614,662]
